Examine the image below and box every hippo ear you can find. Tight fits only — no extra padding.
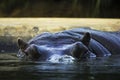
[17,38,28,50]
[81,32,91,46]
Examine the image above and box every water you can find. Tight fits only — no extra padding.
[0,54,120,80]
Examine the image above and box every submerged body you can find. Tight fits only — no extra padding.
[17,28,120,62]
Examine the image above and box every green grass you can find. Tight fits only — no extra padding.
[0,18,120,37]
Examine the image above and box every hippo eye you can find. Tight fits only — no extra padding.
[71,43,89,60]
[24,51,28,56]
[79,50,89,58]
[17,50,26,59]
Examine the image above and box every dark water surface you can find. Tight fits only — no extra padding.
[0,54,120,80]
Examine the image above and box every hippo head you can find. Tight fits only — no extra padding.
[17,39,40,60]
[17,32,95,62]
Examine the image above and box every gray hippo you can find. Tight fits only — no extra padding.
[17,28,120,62]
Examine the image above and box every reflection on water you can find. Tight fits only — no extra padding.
[0,54,120,80]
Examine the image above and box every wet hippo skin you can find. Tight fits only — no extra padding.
[17,28,120,61]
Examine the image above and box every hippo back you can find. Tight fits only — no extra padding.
[67,28,120,55]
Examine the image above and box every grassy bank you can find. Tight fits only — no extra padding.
[0,18,119,39]
[0,18,120,36]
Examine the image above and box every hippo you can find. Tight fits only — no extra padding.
[17,28,120,62]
